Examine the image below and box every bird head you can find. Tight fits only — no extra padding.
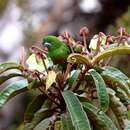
[42,36,59,50]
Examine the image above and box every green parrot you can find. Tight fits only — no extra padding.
[42,36,70,65]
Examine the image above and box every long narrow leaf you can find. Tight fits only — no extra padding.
[0,73,23,85]
[24,94,47,123]
[92,46,130,64]
[82,102,118,130]
[68,69,81,91]
[61,113,74,130]
[62,90,91,130]
[107,88,129,130]
[24,110,53,130]
[101,67,130,95]
[103,66,130,87]
[89,69,109,112]
[0,79,28,108]
[107,107,122,130]
[33,117,51,130]
[68,70,81,86]
[0,62,22,74]
[103,66,129,81]
[24,99,53,130]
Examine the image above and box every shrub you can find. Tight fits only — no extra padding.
[0,27,130,130]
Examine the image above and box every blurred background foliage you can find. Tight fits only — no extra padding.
[0,0,130,130]
[0,0,9,16]
[107,6,130,77]
[107,6,130,34]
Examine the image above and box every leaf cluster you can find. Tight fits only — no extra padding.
[1,27,130,130]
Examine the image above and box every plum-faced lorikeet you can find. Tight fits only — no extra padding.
[42,36,71,65]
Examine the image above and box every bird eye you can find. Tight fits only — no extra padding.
[42,42,52,48]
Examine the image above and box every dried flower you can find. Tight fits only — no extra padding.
[79,26,89,37]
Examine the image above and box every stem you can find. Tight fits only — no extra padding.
[82,33,90,55]
[72,66,90,91]
[35,72,60,106]
[31,45,47,54]
[83,33,87,51]
[93,33,101,56]
[68,38,74,53]
[42,59,48,73]
[19,46,25,67]
[63,63,72,89]
[38,87,60,106]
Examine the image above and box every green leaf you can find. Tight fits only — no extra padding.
[24,99,53,130]
[26,54,45,72]
[82,102,118,130]
[101,66,130,95]
[33,117,51,130]
[28,109,53,130]
[68,69,81,91]
[67,53,91,66]
[103,66,130,81]
[62,90,91,130]
[89,69,109,112]
[0,73,23,85]
[26,54,53,72]
[24,94,47,123]
[61,113,74,130]
[0,62,22,74]
[115,87,130,106]
[0,79,28,108]
[92,46,130,64]
[68,70,81,86]
[103,66,130,86]
[107,88,128,130]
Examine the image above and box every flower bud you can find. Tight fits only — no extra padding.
[79,26,89,37]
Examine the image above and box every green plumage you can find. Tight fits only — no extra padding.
[42,36,70,64]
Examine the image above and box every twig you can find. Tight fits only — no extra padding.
[42,59,48,73]
[63,63,72,87]
[35,72,60,106]
[19,46,25,67]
